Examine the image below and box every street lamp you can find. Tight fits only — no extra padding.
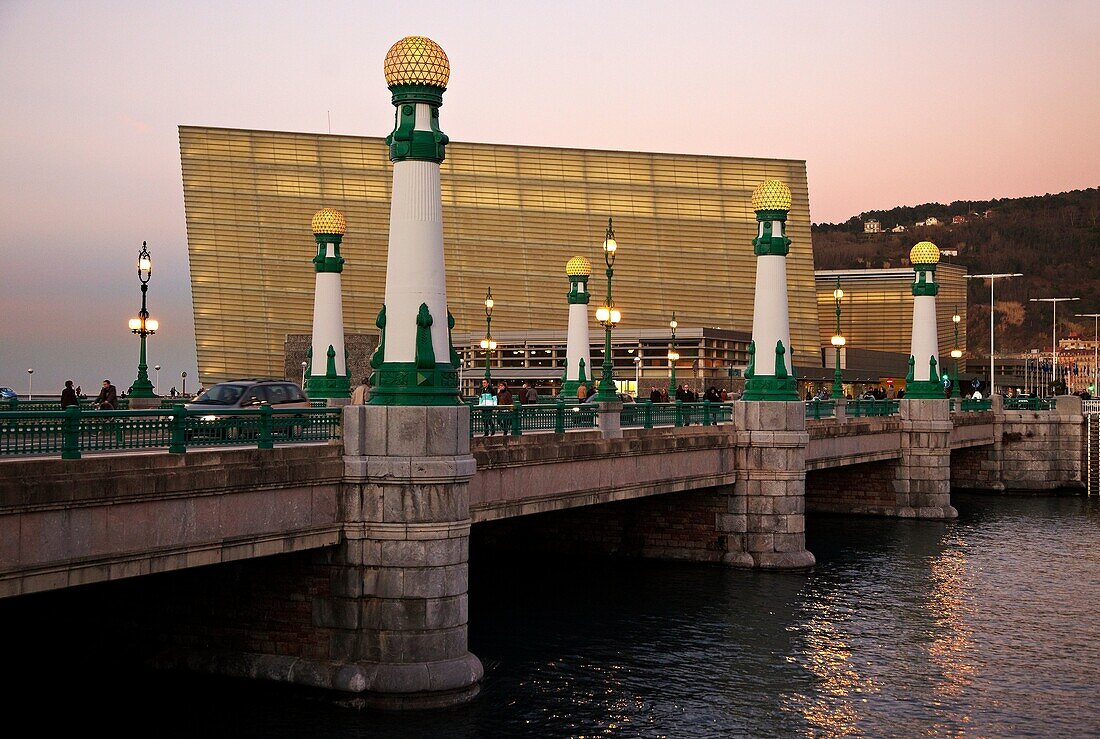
[968,272,1021,394]
[595,218,621,401]
[1030,296,1079,394]
[300,360,308,387]
[181,371,187,397]
[1076,313,1100,397]
[128,241,158,398]
[668,313,678,398]
[154,364,161,395]
[27,368,33,401]
[480,287,496,382]
[830,277,845,399]
[950,308,963,398]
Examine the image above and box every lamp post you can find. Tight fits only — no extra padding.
[154,364,161,395]
[26,368,33,401]
[128,241,158,399]
[1076,313,1100,396]
[968,272,1021,394]
[181,371,187,397]
[594,218,621,401]
[831,277,845,399]
[950,308,963,398]
[480,287,496,382]
[1030,296,1079,394]
[668,313,678,399]
[300,361,308,388]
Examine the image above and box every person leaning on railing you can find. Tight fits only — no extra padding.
[93,379,118,410]
[60,380,78,409]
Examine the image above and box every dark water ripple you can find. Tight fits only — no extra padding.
[28,494,1100,737]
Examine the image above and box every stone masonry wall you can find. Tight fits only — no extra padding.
[805,461,898,513]
[473,488,729,563]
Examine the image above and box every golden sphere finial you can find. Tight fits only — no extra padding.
[910,241,940,265]
[751,179,792,211]
[566,255,592,276]
[311,207,346,235]
[384,36,450,88]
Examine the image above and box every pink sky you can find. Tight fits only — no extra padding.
[1,0,1098,392]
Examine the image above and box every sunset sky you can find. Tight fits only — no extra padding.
[2,0,1098,393]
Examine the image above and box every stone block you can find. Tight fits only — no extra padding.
[425,594,468,629]
[745,533,774,552]
[385,406,429,456]
[753,550,815,569]
[717,513,747,533]
[772,532,807,553]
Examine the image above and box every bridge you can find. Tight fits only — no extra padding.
[0,395,1087,708]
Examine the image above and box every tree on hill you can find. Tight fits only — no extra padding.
[812,188,1100,353]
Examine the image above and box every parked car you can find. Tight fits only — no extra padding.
[0,387,16,401]
[184,380,310,440]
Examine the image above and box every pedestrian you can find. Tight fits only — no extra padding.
[478,379,497,436]
[94,379,118,410]
[522,382,538,404]
[170,386,177,397]
[649,386,662,403]
[60,380,78,409]
[497,382,513,406]
[576,383,587,403]
[351,377,370,404]
[720,388,729,401]
[75,384,82,398]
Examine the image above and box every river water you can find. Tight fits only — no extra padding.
[50,493,1100,736]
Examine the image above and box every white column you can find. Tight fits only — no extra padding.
[911,293,940,382]
[750,253,793,376]
[565,302,592,382]
[310,270,347,376]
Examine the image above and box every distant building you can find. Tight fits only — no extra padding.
[983,209,994,218]
[940,248,958,257]
[863,219,882,233]
[916,216,942,227]
[890,224,907,233]
[951,215,966,225]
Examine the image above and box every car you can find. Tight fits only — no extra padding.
[0,387,16,400]
[184,380,310,441]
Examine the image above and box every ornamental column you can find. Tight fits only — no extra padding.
[368,36,460,405]
[305,208,351,400]
[338,35,481,710]
[561,256,593,398]
[905,240,943,398]
[743,179,799,401]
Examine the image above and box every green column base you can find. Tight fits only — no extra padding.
[305,375,351,399]
[743,375,800,402]
[903,379,945,399]
[369,362,461,406]
[128,377,156,398]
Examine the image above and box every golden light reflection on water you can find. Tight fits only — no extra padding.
[927,535,976,703]
[788,594,881,738]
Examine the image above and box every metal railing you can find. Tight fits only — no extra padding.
[805,400,836,419]
[470,401,599,436]
[846,399,900,417]
[955,398,993,412]
[1084,399,1100,415]
[1003,397,1057,411]
[0,405,341,459]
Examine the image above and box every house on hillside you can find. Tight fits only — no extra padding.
[890,224,907,233]
[916,216,942,227]
[863,219,882,234]
[940,248,959,257]
[951,215,966,225]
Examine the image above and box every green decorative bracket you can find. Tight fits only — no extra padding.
[305,346,313,380]
[578,357,587,384]
[312,234,345,273]
[753,212,791,257]
[447,310,461,367]
[415,303,437,369]
[369,305,386,370]
[386,94,448,163]
[567,275,591,305]
[774,340,789,379]
[745,341,756,379]
[905,355,915,383]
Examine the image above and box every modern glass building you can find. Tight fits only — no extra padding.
[180,126,819,387]
[814,265,968,373]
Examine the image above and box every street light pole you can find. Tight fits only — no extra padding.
[300,361,308,388]
[951,307,963,398]
[27,368,33,401]
[480,287,495,383]
[668,313,678,399]
[831,277,845,399]
[1030,296,1079,394]
[595,218,621,401]
[1077,313,1100,396]
[968,272,1021,394]
[128,241,158,398]
[154,364,161,395]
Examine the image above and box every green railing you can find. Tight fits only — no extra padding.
[0,405,341,459]
[1004,397,1056,411]
[846,399,900,417]
[3,398,135,411]
[470,401,599,436]
[805,400,836,419]
[957,398,993,412]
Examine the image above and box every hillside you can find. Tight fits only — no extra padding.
[812,189,1100,354]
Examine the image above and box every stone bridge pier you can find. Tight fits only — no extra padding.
[806,399,957,519]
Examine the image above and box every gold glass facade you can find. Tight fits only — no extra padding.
[815,266,968,370]
[180,126,819,386]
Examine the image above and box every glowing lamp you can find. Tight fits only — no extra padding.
[129,318,142,331]
[831,335,846,347]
